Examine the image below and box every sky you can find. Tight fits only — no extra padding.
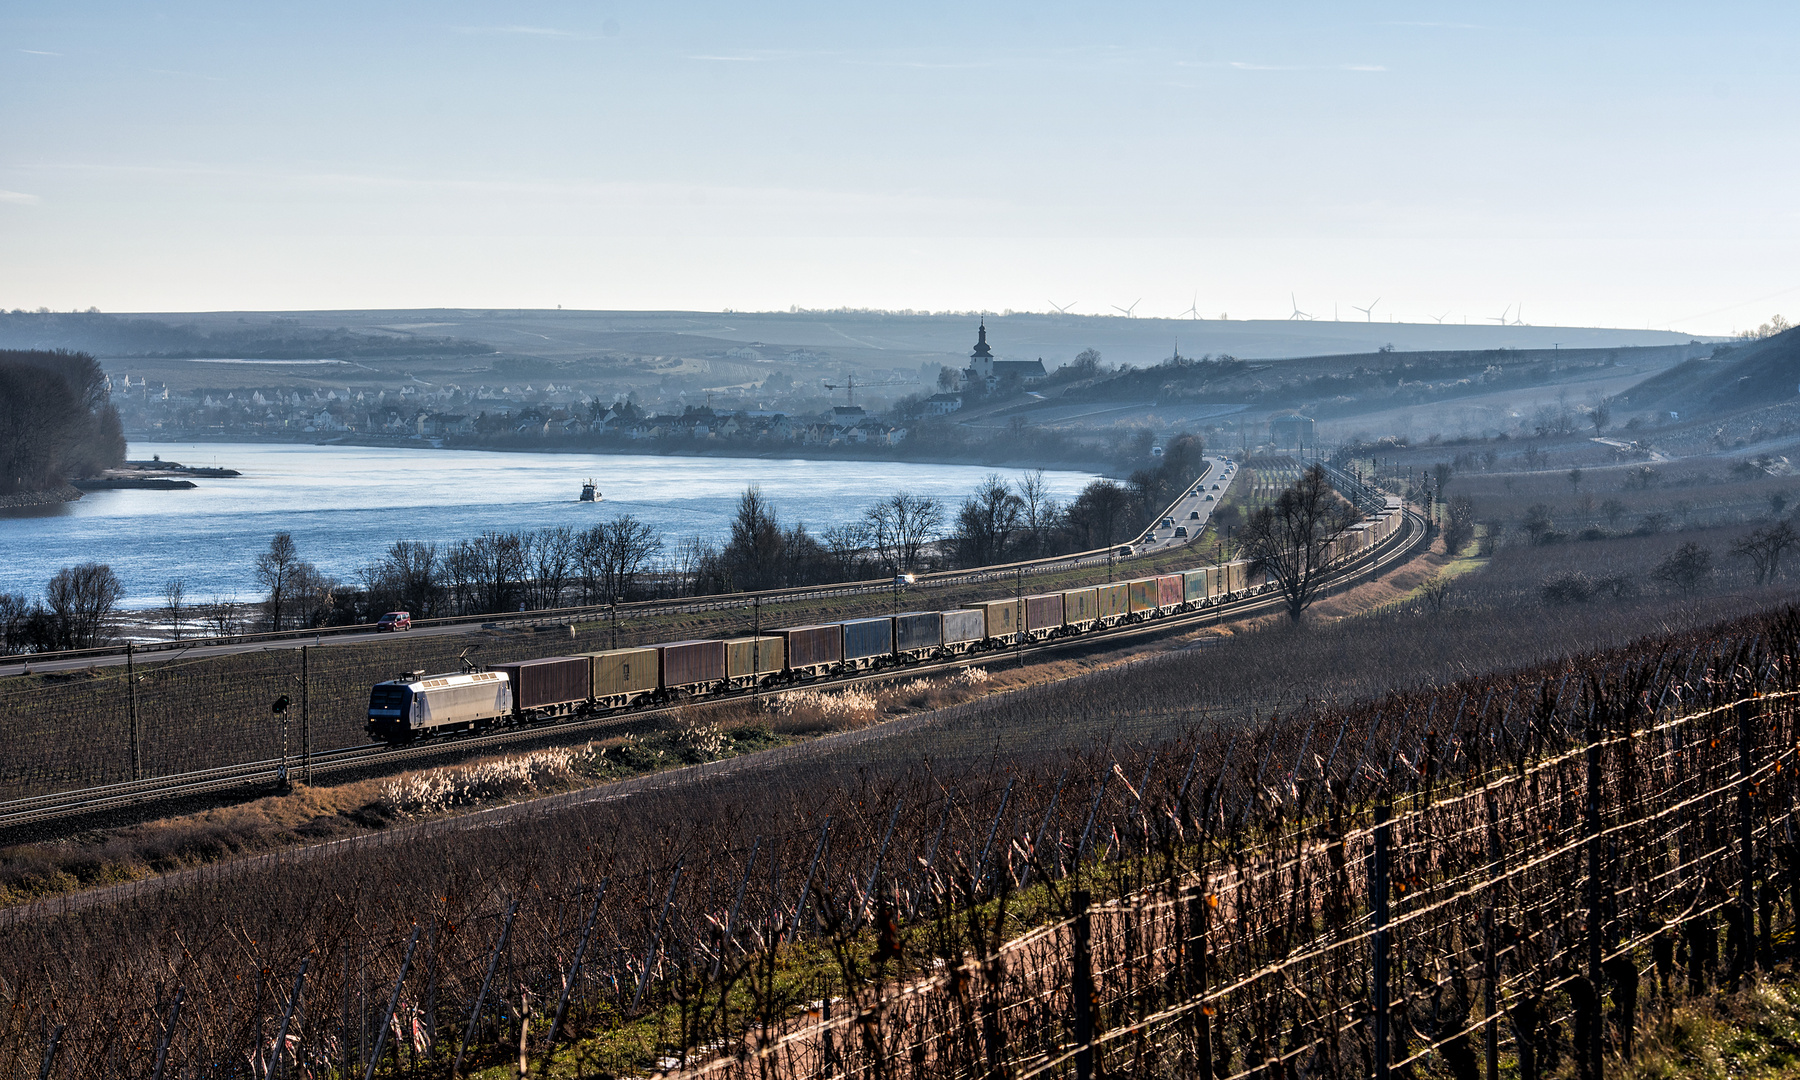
[2,2,1797,335]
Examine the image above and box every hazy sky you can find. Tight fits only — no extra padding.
[3,2,1796,334]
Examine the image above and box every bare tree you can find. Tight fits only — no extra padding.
[864,492,943,573]
[44,562,123,648]
[1442,496,1476,557]
[1063,479,1133,550]
[1238,464,1362,622]
[163,577,186,639]
[253,531,304,630]
[1731,522,1799,585]
[579,516,664,602]
[207,595,240,637]
[1016,469,1058,560]
[1651,542,1713,592]
[527,526,578,610]
[952,474,1024,567]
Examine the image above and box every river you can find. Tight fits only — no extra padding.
[0,443,1100,609]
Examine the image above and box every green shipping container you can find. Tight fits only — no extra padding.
[586,648,660,699]
[723,636,785,679]
[1183,570,1208,602]
[1096,583,1130,620]
[1061,587,1099,625]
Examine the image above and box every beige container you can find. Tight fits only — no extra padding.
[724,636,785,679]
[966,598,1023,638]
[586,647,660,699]
[1095,582,1130,620]
[1061,587,1099,626]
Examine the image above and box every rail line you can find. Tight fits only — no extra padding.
[0,506,1424,832]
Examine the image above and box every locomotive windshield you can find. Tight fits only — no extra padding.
[368,685,410,715]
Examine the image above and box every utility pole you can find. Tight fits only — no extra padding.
[301,645,311,784]
[127,642,140,781]
[752,595,761,696]
[610,597,618,651]
[1014,566,1024,667]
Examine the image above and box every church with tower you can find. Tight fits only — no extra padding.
[961,320,1047,391]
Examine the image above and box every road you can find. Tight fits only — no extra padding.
[0,459,1238,678]
[1133,456,1237,553]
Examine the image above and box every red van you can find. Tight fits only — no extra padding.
[377,611,412,632]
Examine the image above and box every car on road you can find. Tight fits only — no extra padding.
[1161,517,1175,527]
[1117,545,1134,556]
[377,611,412,632]
[1174,526,1188,538]
[1189,510,1201,519]
[893,573,916,586]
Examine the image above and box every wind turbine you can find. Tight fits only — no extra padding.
[1487,305,1511,325]
[1352,297,1380,322]
[1288,293,1312,321]
[1048,300,1077,314]
[1510,304,1527,326]
[1112,299,1141,318]
[1430,311,1449,324]
[1177,293,1201,320]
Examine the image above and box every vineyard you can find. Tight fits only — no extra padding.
[5,598,1800,1077]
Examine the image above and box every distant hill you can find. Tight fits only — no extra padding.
[1613,327,1800,419]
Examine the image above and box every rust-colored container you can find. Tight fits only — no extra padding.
[494,656,590,712]
[1128,578,1160,613]
[1095,583,1130,620]
[659,639,726,689]
[1025,593,1064,633]
[1157,574,1183,608]
[780,625,843,670]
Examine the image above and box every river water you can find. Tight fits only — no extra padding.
[0,443,1099,610]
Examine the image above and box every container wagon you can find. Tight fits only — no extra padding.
[967,598,1024,644]
[1226,561,1248,595]
[1061,587,1099,630]
[1182,569,1208,605]
[723,636,784,690]
[587,647,660,709]
[494,656,590,718]
[1024,593,1064,642]
[659,639,727,696]
[366,670,511,743]
[941,609,987,655]
[841,617,894,671]
[1157,574,1184,611]
[780,625,843,678]
[894,612,943,661]
[1095,583,1130,626]
[1128,578,1160,619]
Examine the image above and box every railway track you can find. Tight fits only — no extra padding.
[0,507,1425,832]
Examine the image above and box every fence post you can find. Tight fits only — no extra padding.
[1371,804,1390,1080]
[37,1025,63,1080]
[1737,695,1758,983]
[268,959,309,1080]
[1584,704,1605,1080]
[974,779,1014,895]
[715,838,759,979]
[787,820,831,943]
[634,859,686,1009]
[1072,889,1095,1080]
[149,988,183,1080]
[1187,883,1211,1077]
[453,900,517,1079]
[546,879,608,1054]
[364,926,421,1080]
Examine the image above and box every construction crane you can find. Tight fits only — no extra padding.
[821,373,914,409]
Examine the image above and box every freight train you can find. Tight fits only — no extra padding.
[365,501,1403,744]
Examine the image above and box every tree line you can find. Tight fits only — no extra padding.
[0,349,125,494]
[1,447,1217,649]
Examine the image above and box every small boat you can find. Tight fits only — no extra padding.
[579,479,602,503]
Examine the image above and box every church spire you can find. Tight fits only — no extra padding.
[970,318,993,359]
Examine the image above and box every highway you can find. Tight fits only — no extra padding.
[0,458,1237,678]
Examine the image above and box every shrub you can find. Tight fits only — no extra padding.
[1651,542,1714,592]
[1541,572,1594,605]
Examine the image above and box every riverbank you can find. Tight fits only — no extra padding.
[0,486,83,509]
[123,430,1126,477]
